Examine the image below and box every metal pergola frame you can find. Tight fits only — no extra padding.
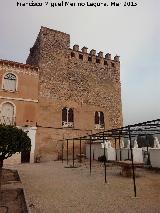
[61,119,160,197]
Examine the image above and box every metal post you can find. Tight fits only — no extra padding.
[128,146,130,160]
[73,139,75,167]
[146,135,150,165]
[62,142,63,163]
[128,126,137,197]
[115,138,117,161]
[67,139,69,165]
[103,133,107,183]
[90,136,92,175]
[80,137,82,163]
[119,135,121,161]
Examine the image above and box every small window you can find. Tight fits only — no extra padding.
[62,107,74,128]
[88,56,92,62]
[79,54,83,60]
[111,62,115,67]
[95,111,104,129]
[104,61,108,66]
[3,73,17,91]
[71,52,75,57]
[96,58,100,64]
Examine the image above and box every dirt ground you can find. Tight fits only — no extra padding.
[4,161,160,213]
[0,169,28,213]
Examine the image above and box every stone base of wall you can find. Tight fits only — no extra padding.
[35,127,90,162]
[4,153,34,165]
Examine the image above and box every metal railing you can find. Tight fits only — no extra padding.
[62,121,74,128]
[0,116,16,126]
[95,124,105,129]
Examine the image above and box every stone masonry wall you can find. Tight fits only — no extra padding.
[27,26,123,161]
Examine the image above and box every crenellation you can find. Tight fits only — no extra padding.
[70,44,121,69]
[98,51,103,58]
[90,49,96,55]
[69,47,119,68]
[105,53,111,60]
[81,46,88,53]
[73,44,79,51]
[114,55,120,62]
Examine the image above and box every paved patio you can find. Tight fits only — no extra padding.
[5,161,160,213]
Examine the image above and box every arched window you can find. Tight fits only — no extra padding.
[95,111,104,129]
[62,107,74,128]
[2,73,17,91]
[0,102,16,125]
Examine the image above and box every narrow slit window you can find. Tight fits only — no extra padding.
[71,52,75,57]
[88,56,92,62]
[79,54,83,60]
[111,62,115,67]
[104,61,108,66]
[96,58,100,64]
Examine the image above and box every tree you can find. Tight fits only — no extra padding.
[0,125,31,190]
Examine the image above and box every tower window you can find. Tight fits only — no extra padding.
[71,52,75,57]
[95,111,104,129]
[96,58,100,64]
[104,61,108,66]
[79,54,83,60]
[88,56,92,62]
[62,107,74,128]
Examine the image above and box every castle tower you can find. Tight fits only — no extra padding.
[27,27,123,161]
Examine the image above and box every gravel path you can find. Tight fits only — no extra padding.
[5,161,160,213]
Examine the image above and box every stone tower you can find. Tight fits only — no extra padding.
[27,26,123,161]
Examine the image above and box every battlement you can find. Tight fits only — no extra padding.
[28,26,120,69]
[70,44,120,67]
[0,59,39,73]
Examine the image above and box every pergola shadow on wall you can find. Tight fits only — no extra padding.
[61,119,160,197]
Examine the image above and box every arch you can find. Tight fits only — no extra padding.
[95,111,99,124]
[100,111,104,125]
[62,107,67,122]
[2,72,18,92]
[68,108,74,122]
[0,101,16,125]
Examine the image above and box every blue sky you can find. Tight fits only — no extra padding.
[0,0,160,125]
